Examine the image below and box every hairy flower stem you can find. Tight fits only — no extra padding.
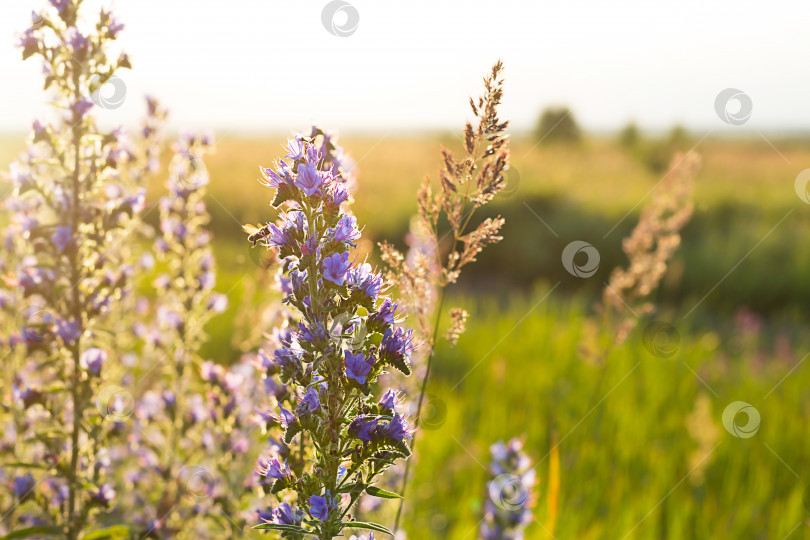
[393,285,446,531]
[67,73,85,540]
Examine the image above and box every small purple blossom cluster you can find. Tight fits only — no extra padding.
[248,128,413,539]
[480,438,536,540]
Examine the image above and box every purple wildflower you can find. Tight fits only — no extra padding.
[380,327,414,362]
[386,413,412,441]
[264,223,289,249]
[323,252,352,285]
[285,139,305,160]
[298,321,326,344]
[379,389,399,411]
[71,97,94,119]
[370,298,397,328]
[300,387,320,412]
[349,415,378,443]
[259,502,300,525]
[348,263,383,299]
[331,184,349,206]
[277,405,296,429]
[334,214,361,243]
[260,161,290,188]
[65,27,89,55]
[91,484,116,507]
[295,161,326,197]
[260,457,291,480]
[207,293,228,313]
[301,234,319,256]
[56,318,81,344]
[51,225,73,252]
[13,473,35,499]
[18,28,38,59]
[309,494,330,521]
[344,351,373,385]
[48,0,69,12]
[80,348,107,376]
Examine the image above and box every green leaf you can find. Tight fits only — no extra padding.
[3,462,48,469]
[342,521,394,536]
[80,525,130,539]
[252,523,317,536]
[365,486,402,499]
[337,482,365,494]
[283,420,302,444]
[0,526,61,539]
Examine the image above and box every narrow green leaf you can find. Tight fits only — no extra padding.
[252,523,317,536]
[342,521,394,536]
[365,486,402,499]
[0,526,61,539]
[80,525,130,539]
[3,462,48,469]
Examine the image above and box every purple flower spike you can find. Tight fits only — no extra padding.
[323,252,351,285]
[344,350,373,385]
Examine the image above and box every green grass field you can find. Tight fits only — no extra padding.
[3,132,809,538]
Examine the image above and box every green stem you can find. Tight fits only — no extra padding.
[66,76,85,540]
[393,285,447,532]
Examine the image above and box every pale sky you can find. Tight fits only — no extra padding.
[0,0,808,134]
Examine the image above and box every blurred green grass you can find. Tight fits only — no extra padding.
[178,133,810,316]
[405,287,810,538]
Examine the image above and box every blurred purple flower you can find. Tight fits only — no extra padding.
[80,348,107,376]
[51,225,73,252]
